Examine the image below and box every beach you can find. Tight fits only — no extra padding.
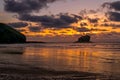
[0,43,120,80]
[0,66,118,80]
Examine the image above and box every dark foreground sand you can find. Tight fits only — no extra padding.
[0,67,119,80]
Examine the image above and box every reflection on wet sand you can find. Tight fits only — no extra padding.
[0,43,120,79]
[23,46,120,76]
[0,47,24,54]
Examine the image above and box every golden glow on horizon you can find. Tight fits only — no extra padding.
[20,23,120,37]
[17,17,120,37]
[24,28,81,37]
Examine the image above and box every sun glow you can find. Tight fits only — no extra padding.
[19,17,120,37]
[23,28,81,37]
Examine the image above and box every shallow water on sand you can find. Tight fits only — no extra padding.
[0,43,120,77]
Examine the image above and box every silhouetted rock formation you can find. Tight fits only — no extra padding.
[0,23,26,43]
[76,35,91,43]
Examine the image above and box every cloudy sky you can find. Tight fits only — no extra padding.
[0,0,120,42]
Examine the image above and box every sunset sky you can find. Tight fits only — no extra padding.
[0,0,120,42]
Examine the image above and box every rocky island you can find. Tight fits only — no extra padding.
[0,23,26,44]
[76,35,91,43]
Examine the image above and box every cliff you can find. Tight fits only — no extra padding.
[0,23,26,43]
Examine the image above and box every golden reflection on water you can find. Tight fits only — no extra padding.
[22,46,120,75]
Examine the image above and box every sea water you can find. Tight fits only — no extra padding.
[0,43,120,76]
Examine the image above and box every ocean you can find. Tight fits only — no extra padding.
[0,43,120,79]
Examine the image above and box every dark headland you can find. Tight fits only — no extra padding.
[0,23,46,44]
[0,23,26,44]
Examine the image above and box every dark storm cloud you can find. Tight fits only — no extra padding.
[71,14,83,20]
[29,26,42,32]
[102,1,120,11]
[101,23,120,28]
[91,28,108,31]
[76,27,108,33]
[88,18,99,23]
[80,22,88,27]
[102,1,120,22]
[106,12,120,21]
[18,13,82,28]
[4,0,59,14]
[76,27,90,32]
[8,22,28,28]
[18,14,67,28]
[19,14,54,22]
[59,13,78,23]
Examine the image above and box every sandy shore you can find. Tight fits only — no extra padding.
[0,66,119,80]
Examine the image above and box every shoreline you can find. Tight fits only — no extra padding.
[0,66,119,80]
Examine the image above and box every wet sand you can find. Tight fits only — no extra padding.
[0,66,119,80]
[0,43,120,80]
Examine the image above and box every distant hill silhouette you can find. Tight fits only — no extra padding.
[76,35,91,43]
[0,23,26,43]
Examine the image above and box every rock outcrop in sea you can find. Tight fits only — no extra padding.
[76,35,91,43]
[0,23,26,43]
